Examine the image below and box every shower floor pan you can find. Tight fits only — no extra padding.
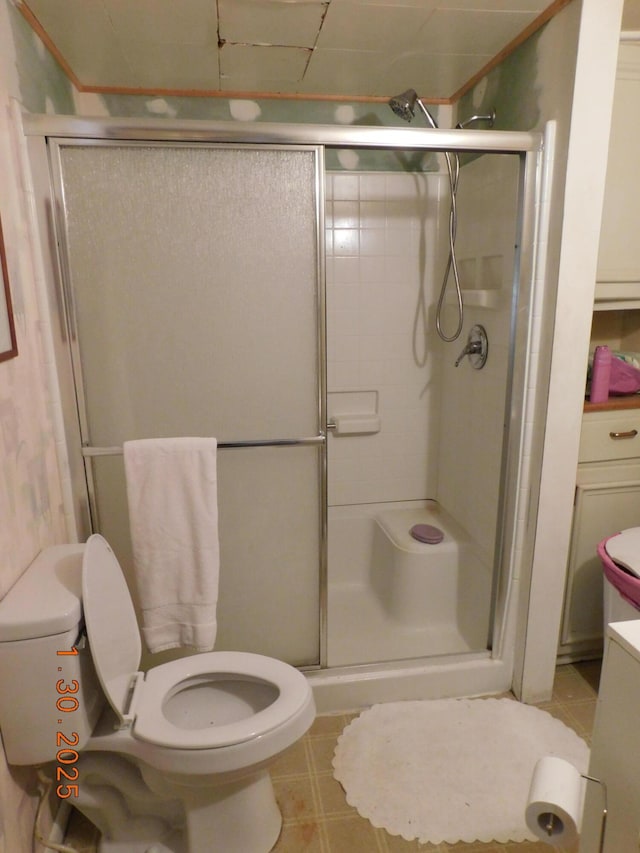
[327,501,492,668]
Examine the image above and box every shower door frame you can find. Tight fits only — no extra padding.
[24,114,543,673]
[47,137,328,668]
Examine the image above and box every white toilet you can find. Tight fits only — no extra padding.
[0,534,316,853]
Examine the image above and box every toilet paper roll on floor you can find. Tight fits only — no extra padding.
[525,756,586,847]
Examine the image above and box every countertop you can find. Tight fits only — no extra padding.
[584,395,640,413]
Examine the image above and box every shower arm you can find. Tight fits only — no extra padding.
[456,110,497,130]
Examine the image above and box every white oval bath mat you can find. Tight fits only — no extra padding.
[332,697,589,845]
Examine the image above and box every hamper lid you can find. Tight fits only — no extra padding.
[605,527,640,578]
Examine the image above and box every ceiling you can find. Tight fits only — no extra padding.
[17,0,637,103]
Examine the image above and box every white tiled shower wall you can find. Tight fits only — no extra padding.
[325,158,519,567]
[325,170,446,507]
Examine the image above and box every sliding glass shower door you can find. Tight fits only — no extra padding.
[50,141,325,667]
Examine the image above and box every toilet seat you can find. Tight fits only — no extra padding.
[82,535,311,751]
[133,652,311,748]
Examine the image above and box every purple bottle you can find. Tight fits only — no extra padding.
[590,345,612,403]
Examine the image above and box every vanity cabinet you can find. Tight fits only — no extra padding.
[559,407,640,659]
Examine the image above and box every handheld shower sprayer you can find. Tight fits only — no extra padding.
[388,88,496,343]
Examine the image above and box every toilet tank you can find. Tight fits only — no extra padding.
[0,545,105,765]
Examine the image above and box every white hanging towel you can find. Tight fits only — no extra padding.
[123,437,219,653]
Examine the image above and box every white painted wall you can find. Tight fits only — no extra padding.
[0,3,70,851]
[516,0,625,703]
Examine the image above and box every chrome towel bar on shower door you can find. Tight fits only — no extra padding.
[81,435,327,456]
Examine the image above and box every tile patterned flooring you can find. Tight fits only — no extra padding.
[64,661,601,853]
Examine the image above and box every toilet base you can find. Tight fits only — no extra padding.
[91,770,282,853]
[74,751,283,853]
[179,769,282,853]
[98,835,184,853]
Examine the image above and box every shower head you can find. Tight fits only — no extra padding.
[388,88,439,129]
[389,88,418,122]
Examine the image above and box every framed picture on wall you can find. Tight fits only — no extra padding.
[0,213,18,362]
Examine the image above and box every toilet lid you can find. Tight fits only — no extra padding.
[82,534,142,723]
[605,527,640,578]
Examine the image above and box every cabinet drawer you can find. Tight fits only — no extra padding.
[580,410,640,462]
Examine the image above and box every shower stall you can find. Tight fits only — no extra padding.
[25,115,547,711]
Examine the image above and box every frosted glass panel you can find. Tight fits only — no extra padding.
[91,446,321,666]
[215,447,320,665]
[59,144,320,443]
[56,141,323,666]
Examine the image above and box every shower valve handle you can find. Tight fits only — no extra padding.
[455,340,481,366]
[454,325,488,369]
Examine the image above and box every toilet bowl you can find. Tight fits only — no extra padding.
[0,535,316,853]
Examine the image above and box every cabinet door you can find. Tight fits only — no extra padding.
[561,479,640,651]
[581,635,640,852]
[596,47,640,285]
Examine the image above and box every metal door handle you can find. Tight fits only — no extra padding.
[609,429,638,439]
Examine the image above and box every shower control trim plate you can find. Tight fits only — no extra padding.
[455,324,488,369]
